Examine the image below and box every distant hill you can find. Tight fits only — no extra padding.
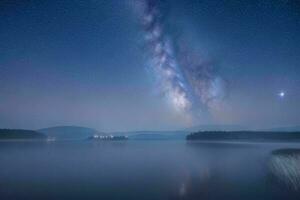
[38,126,105,140]
[184,124,300,132]
[261,126,300,132]
[129,132,188,140]
[0,129,46,140]
[186,131,300,142]
[184,124,249,132]
[113,131,188,140]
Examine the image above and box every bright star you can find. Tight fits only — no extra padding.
[279,91,285,98]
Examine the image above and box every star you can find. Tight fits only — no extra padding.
[279,91,285,98]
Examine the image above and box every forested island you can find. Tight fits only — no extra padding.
[186,131,300,142]
[0,129,46,140]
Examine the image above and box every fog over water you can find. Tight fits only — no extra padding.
[1,140,300,200]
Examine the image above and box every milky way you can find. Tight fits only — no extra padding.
[133,0,226,121]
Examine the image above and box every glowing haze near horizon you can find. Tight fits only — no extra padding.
[0,0,300,132]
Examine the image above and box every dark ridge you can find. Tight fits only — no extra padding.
[186,131,300,141]
[0,129,46,140]
[272,148,300,155]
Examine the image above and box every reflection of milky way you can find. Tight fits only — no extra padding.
[134,0,226,120]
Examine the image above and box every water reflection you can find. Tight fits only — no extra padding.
[1,141,300,200]
[269,148,300,190]
[168,142,267,200]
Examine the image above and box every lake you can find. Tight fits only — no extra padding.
[0,140,300,200]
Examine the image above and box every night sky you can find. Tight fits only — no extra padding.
[1,0,300,131]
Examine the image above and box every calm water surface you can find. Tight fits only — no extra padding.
[0,140,300,200]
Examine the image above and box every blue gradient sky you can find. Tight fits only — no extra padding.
[1,0,300,131]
